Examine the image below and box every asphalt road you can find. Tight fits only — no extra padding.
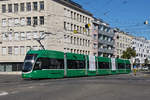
[0,72,150,100]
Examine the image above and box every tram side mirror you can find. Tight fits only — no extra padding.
[34,61,42,70]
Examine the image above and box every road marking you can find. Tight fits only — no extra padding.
[0,91,8,96]
[28,86,34,89]
[10,91,19,94]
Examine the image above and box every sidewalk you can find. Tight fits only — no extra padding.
[0,72,21,75]
[129,71,150,77]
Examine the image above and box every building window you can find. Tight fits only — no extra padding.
[67,23,70,31]
[77,14,79,21]
[21,32,25,40]
[40,16,44,25]
[2,19,7,27]
[71,24,73,31]
[77,38,79,45]
[71,11,73,19]
[26,2,31,11]
[80,15,82,22]
[33,31,38,39]
[2,47,7,55]
[8,4,12,12]
[2,33,7,40]
[33,2,38,11]
[8,32,13,40]
[14,3,18,12]
[8,46,12,55]
[33,17,38,26]
[33,46,38,50]
[20,17,25,26]
[93,43,97,49]
[64,22,66,30]
[40,1,44,10]
[26,46,31,52]
[14,18,19,26]
[20,46,25,55]
[74,12,76,20]
[8,18,14,26]
[70,36,73,44]
[26,32,32,40]
[74,37,76,45]
[20,3,25,12]
[27,17,31,26]
[14,46,19,55]
[93,34,97,39]
[39,31,44,37]
[88,40,90,47]
[14,32,19,40]
[2,4,6,13]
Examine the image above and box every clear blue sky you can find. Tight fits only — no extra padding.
[73,0,150,39]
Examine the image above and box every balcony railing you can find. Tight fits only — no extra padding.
[98,48,114,54]
[98,39,114,46]
[98,30,114,37]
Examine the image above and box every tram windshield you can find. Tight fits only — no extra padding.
[22,62,33,72]
[22,54,37,72]
[24,54,37,60]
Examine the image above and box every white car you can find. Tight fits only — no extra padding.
[142,66,149,70]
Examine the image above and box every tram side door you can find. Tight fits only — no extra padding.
[111,58,116,73]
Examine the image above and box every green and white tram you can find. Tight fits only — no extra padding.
[22,50,131,79]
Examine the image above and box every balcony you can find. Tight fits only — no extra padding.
[98,48,114,54]
[98,30,114,37]
[98,39,114,46]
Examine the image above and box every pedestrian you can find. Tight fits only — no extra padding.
[133,65,137,76]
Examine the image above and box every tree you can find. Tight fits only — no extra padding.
[121,47,136,59]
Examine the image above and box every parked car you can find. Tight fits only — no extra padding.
[142,66,149,71]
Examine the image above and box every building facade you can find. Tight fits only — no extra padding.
[91,18,99,56]
[114,29,133,58]
[0,0,94,72]
[98,20,115,57]
[132,37,150,65]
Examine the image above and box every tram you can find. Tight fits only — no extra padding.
[22,50,131,79]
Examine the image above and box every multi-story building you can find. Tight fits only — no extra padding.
[98,19,115,57]
[114,29,133,58]
[0,0,94,72]
[91,17,99,56]
[132,37,150,65]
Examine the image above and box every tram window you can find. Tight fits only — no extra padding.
[126,64,131,69]
[34,57,64,69]
[49,59,64,69]
[40,58,49,69]
[34,58,42,70]
[118,63,125,69]
[67,60,85,69]
[98,62,109,69]
[79,61,85,69]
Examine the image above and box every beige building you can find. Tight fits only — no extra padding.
[0,0,94,72]
[114,29,133,58]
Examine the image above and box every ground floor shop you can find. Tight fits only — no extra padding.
[0,62,23,72]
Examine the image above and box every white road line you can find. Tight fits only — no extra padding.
[0,91,8,96]
[10,91,19,94]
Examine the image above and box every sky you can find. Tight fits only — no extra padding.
[73,0,150,39]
